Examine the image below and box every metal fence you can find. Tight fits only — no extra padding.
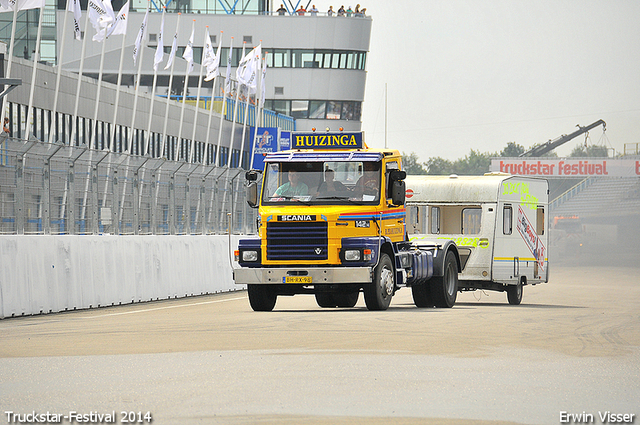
[0,137,257,235]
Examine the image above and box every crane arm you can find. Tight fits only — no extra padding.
[519,119,606,157]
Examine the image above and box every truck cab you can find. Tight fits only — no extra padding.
[234,132,460,311]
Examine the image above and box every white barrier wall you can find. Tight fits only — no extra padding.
[0,235,246,318]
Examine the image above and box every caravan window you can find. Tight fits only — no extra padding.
[462,208,482,234]
[503,205,512,235]
[430,206,440,234]
[537,206,545,235]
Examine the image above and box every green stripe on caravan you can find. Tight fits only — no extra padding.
[292,132,363,149]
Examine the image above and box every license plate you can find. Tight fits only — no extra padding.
[284,276,312,284]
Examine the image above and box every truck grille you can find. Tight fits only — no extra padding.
[266,222,328,261]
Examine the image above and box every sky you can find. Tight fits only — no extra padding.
[330,0,640,161]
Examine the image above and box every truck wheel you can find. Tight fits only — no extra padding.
[315,293,337,308]
[431,250,458,308]
[364,253,394,311]
[248,285,277,311]
[507,280,523,305]
[411,283,433,308]
[334,291,359,308]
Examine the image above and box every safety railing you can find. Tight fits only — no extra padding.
[0,137,257,236]
[550,177,597,211]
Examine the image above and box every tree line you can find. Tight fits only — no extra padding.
[402,142,609,175]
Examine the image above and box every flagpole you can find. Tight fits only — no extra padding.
[200,30,222,164]
[70,9,92,146]
[48,0,72,143]
[177,19,195,162]
[226,41,245,168]
[144,6,165,157]
[24,3,45,139]
[188,28,212,164]
[214,36,232,168]
[0,6,19,127]
[109,5,129,152]
[88,29,108,149]
[249,54,265,170]
[128,1,149,155]
[160,12,181,159]
[108,33,127,151]
[218,40,240,230]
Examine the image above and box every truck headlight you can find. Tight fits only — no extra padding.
[242,250,259,262]
[344,249,361,261]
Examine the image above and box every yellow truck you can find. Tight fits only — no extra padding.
[233,131,461,311]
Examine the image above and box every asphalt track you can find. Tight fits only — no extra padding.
[1,265,638,425]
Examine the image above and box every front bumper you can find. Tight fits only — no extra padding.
[234,266,373,285]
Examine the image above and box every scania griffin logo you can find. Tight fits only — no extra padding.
[277,215,316,221]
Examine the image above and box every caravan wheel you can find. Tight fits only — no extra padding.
[507,280,523,305]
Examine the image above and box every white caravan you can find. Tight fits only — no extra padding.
[405,174,549,304]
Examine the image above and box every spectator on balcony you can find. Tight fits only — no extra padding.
[346,5,353,16]
[3,117,10,135]
[276,4,287,15]
[327,5,334,16]
[337,5,345,16]
[309,5,318,15]
[296,6,306,15]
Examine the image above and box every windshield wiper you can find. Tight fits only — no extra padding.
[281,196,311,205]
[316,195,359,203]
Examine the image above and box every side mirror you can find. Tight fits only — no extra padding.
[246,182,259,208]
[388,169,406,206]
[389,170,406,181]
[246,170,259,182]
[391,180,406,206]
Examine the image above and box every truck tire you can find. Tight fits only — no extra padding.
[334,291,359,308]
[316,292,359,308]
[411,283,433,308]
[431,250,458,308]
[248,284,277,311]
[507,280,523,305]
[364,253,394,311]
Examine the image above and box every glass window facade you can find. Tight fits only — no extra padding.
[264,100,362,121]
[265,49,366,70]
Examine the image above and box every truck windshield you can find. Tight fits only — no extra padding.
[262,161,381,205]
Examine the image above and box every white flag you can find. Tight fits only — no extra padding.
[88,0,115,42]
[182,25,194,75]
[204,33,221,82]
[106,0,128,38]
[202,29,214,67]
[67,0,82,41]
[224,39,233,96]
[259,58,266,109]
[164,31,178,70]
[0,0,45,11]
[132,6,148,65]
[237,44,261,91]
[153,10,165,72]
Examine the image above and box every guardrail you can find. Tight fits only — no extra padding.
[0,137,257,236]
[550,177,596,211]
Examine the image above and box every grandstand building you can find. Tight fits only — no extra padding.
[54,1,372,133]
